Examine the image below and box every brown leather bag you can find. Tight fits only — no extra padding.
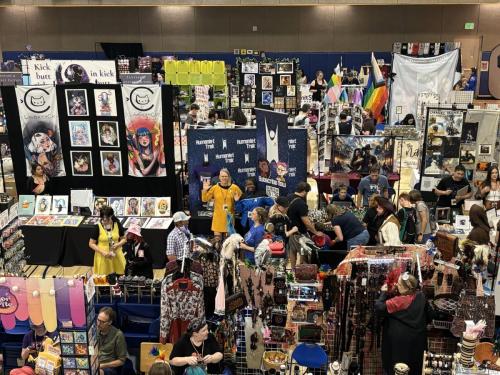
[225,292,247,314]
[435,231,458,261]
[295,264,318,283]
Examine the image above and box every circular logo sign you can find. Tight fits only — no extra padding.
[129,86,154,112]
[22,88,51,114]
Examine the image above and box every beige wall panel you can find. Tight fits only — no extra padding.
[298,6,334,51]
[399,5,444,42]
[194,7,230,52]
[478,4,500,50]
[161,6,196,51]
[258,7,300,51]
[25,7,62,51]
[0,7,29,50]
[227,7,265,51]
[440,5,479,34]
[59,8,95,51]
[364,6,405,51]
[333,6,371,51]
[138,7,163,51]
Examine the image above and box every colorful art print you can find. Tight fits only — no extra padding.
[274,97,285,109]
[18,195,35,216]
[65,89,88,117]
[261,76,273,90]
[61,343,75,355]
[51,195,69,215]
[82,216,100,225]
[461,122,478,143]
[145,217,173,230]
[476,161,491,172]
[123,216,149,228]
[262,91,273,106]
[70,151,93,176]
[427,109,464,138]
[76,357,89,369]
[25,215,54,226]
[285,97,296,109]
[279,75,291,86]
[241,85,253,103]
[97,121,120,147]
[125,197,141,216]
[241,61,259,74]
[108,197,125,216]
[35,195,52,215]
[243,74,256,87]
[63,216,84,227]
[460,149,476,164]
[73,331,87,343]
[47,216,66,226]
[60,331,74,343]
[94,89,117,117]
[423,151,443,175]
[275,85,286,97]
[100,151,122,177]
[74,344,88,355]
[141,197,156,216]
[286,85,296,97]
[230,85,239,97]
[331,136,395,175]
[62,357,76,369]
[68,121,92,147]
[259,63,276,74]
[93,197,108,216]
[479,144,492,155]
[277,62,294,74]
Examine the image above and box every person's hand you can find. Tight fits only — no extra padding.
[202,180,211,191]
[381,284,388,292]
[455,195,463,202]
[185,356,199,366]
[445,189,453,196]
[110,243,119,252]
[202,355,214,364]
[417,234,423,243]
[483,186,491,194]
[291,226,299,234]
[233,190,241,202]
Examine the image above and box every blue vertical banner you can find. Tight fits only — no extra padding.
[255,109,289,198]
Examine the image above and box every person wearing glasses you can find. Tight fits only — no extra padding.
[169,319,223,375]
[97,307,128,375]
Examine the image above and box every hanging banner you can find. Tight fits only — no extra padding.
[15,85,66,177]
[255,109,289,198]
[122,85,166,177]
[390,49,459,124]
[24,59,117,85]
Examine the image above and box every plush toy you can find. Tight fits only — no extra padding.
[220,234,243,260]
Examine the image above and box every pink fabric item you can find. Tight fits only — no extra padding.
[127,224,142,237]
[386,294,416,314]
[10,367,36,375]
[214,264,225,316]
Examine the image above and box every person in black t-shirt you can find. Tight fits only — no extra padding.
[170,319,222,375]
[434,164,472,209]
[396,193,417,244]
[337,112,352,135]
[331,184,355,207]
[326,205,369,250]
[286,182,323,266]
[268,196,298,241]
[363,194,383,245]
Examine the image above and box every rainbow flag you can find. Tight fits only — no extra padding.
[363,53,389,122]
[324,64,342,104]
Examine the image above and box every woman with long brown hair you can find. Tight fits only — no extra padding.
[479,165,500,209]
[375,196,401,246]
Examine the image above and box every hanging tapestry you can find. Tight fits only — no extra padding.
[15,85,66,177]
[122,85,166,177]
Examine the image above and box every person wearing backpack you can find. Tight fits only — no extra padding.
[397,193,417,244]
[409,190,433,244]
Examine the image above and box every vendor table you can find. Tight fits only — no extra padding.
[313,172,400,195]
[22,222,172,269]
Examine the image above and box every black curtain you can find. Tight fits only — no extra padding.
[100,43,144,59]
[2,84,179,210]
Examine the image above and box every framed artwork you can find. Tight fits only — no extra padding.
[460,122,478,144]
[18,195,35,216]
[259,63,276,75]
[141,197,156,216]
[51,195,69,215]
[145,217,173,230]
[286,85,296,96]
[93,197,108,216]
[123,216,149,228]
[285,97,297,109]
[279,75,291,86]
[97,121,120,147]
[70,151,93,176]
[436,207,451,223]
[275,85,286,97]
[230,85,239,97]
[241,61,258,74]
[261,76,273,90]
[108,197,125,216]
[459,149,475,164]
[244,74,256,87]
[125,197,141,216]
[65,89,88,117]
[68,121,92,147]
[100,151,122,177]
[35,195,52,215]
[476,161,491,172]
[262,91,273,106]
[155,197,171,217]
[94,89,117,117]
[479,144,492,155]
[277,62,294,74]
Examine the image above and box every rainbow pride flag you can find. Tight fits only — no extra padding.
[324,64,342,104]
[363,53,389,122]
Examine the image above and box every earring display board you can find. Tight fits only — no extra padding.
[1,84,178,207]
[236,58,299,114]
[419,108,467,190]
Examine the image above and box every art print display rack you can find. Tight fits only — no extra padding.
[0,213,27,275]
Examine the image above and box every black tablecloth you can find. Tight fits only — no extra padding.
[24,223,172,269]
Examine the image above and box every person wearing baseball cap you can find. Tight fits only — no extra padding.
[123,223,153,279]
[268,196,299,242]
[166,211,191,262]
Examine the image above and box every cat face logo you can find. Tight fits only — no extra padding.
[128,87,154,111]
[22,88,51,113]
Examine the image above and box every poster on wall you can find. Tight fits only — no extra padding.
[15,85,66,177]
[393,139,420,170]
[256,109,289,198]
[24,59,117,85]
[122,85,166,177]
[422,108,465,177]
[331,136,395,175]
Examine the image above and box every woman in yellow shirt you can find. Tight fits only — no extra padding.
[88,206,127,275]
[201,168,242,237]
